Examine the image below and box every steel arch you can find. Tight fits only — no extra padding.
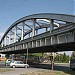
[0,13,75,46]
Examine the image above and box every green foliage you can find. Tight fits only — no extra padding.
[54,53,70,63]
[33,53,43,57]
[71,51,75,60]
[54,55,60,61]
[63,53,66,61]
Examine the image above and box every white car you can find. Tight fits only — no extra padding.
[10,61,29,68]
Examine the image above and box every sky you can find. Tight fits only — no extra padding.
[0,0,75,56]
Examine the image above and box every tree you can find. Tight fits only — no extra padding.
[66,55,70,62]
[54,55,59,61]
[63,53,66,62]
[54,53,70,63]
[59,54,64,62]
[71,51,75,60]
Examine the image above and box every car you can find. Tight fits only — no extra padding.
[70,59,75,70]
[5,59,12,66]
[10,61,29,68]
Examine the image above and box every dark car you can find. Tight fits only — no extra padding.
[70,59,75,70]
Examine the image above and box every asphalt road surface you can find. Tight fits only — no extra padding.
[0,61,74,75]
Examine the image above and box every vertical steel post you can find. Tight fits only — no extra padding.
[9,31,11,44]
[21,22,24,40]
[46,28,48,32]
[5,36,7,46]
[51,36,53,45]
[14,26,17,43]
[36,41,37,47]
[45,38,46,45]
[50,19,54,33]
[36,29,38,35]
[1,40,4,47]
[65,35,67,43]
[57,36,59,44]
[29,33,30,37]
[32,19,36,37]
[40,39,41,46]
[32,41,34,48]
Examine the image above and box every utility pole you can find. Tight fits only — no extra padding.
[50,52,54,70]
[26,44,28,68]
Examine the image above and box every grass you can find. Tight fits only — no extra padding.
[20,70,75,75]
[0,68,15,72]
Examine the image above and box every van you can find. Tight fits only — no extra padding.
[70,59,75,70]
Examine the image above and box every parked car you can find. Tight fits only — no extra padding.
[5,59,12,66]
[70,59,75,70]
[10,61,29,68]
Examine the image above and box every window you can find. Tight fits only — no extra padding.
[2,56,5,58]
[20,61,23,64]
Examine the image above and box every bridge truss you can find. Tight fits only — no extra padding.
[0,13,75,54]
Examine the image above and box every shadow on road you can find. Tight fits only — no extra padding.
[0,61,75,75]
[30,63,75,75]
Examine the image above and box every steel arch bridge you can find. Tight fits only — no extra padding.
[0,13,75,54]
